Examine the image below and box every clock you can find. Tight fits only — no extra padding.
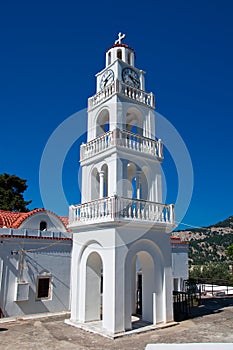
[122,67,140,89]
[100,69,114,90]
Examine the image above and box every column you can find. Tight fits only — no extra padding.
[99,171,105,198]
[136,170,141,200]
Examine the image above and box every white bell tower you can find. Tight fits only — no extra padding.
[67,33,176,336]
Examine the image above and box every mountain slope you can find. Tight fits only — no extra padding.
[174,216,233,265]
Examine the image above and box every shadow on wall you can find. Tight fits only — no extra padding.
[14,286,49,315]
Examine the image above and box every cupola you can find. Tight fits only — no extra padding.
[105,32,135,67]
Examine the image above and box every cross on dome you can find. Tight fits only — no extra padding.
[115,32,126,44]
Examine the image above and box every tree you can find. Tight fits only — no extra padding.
[226,244,233,260]
[0,173,32,212]
[226,244,233,277]
[189,262,231,283]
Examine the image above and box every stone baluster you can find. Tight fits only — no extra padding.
[77,207,81,221]
[136,135,139,150]
[169,204,174,224]
[158,139,163,158]
[146,203,149,219]
[82,204,85,221]
[114,195,118,219]
[85,204,88,220]
[106,198,110,217]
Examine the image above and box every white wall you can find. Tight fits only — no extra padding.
[172,243,189,291]
[19,212,67,232]
[0,232,71,317]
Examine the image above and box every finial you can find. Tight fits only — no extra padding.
[115,32,126,45]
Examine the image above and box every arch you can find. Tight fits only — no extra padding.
[117,49,122,59]
[91,167,100,200]
[125,239,165,329]
[39,220,47,231]
[126,162,149,201]
[127,51,131,65]
[126,107,143,136]
[75,242,104,323]
[96,109,109,137]
[108,51,111,65]
[127,162,137,198]
[85,251,103,322]
[101,164,108,197]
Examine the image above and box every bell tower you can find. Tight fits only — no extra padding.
[67,33,176,336]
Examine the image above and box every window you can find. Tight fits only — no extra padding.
[127,52,131,65]
[40,221,47,231]
[36,276,52,299]
[117,49,122,59]
[108,52,111,65]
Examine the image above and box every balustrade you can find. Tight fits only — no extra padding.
[88,80,155,110]
[80,129,163,161]
[69,196,174,226]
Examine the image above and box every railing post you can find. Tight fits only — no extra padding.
[169,204,175,224]
[158,139,163,158]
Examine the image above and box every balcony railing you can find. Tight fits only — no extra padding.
[69,196,175,227]
[88,80,155,110]
[80,129,163,161]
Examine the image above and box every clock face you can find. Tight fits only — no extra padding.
[122,67,140,89]
[100,69,114,90]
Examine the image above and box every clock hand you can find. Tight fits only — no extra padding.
[104,74,113,86]
[131,77,139,86]
[128,75,139,87]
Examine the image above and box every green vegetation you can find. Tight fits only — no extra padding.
[190,262,232,283]
[177,216,233,283]
[0,173,32,212]
[226,244,233,261]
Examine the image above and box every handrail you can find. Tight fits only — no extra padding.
[80,129,163,161]
[88,79,155,110]
[69,196,174,226]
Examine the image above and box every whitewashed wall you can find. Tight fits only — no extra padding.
[0,230,72,317]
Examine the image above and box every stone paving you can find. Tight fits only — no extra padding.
[1,296,233,350]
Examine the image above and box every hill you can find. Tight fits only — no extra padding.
[174,216,233,266]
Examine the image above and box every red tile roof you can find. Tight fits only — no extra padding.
[171,236,188,245]
[106,43,135,53]
[0,208,69,231]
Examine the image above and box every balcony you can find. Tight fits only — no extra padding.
[69,196,175,227]
[88,80,155,111]
[80,129,163,161]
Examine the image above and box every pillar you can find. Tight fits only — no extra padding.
[99,171,105,198]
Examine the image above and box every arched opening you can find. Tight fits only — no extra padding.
[134,251,155,322]
[85,252,103,322]
[126,107,143,136]
[117,49,122,59]
[127,51,131,65]
[108,51,111,65]
[101,164,108,197]
[96,109,109,137]
[127,162,136,198]
[91,167,100,200]
[126,163,148,201]
[125,242,165,330]
[39,221,47,231]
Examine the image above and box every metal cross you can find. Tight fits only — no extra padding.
[115,32,126,44]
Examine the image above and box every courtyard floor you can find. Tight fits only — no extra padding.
[1,296,233,350]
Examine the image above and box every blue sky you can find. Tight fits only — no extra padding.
[0,0,233,229]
